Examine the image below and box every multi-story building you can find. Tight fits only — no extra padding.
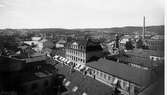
[146,39,164,51]
[65,38,103,65]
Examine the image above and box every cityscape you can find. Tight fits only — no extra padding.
[0,0,164,95]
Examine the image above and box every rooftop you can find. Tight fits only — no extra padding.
[66,38,101,47]
[56,63,114,95]
[17,71,52,83]
[87,58,159,87]
[138,76,164,95]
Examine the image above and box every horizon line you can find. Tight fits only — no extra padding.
[0,25,164,30]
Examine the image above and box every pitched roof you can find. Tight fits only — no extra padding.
[87,58,158,87]
[138,76,164,95]
[56,63,113,95]
[66,38,101,47]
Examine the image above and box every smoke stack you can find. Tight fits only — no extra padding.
[142,16,145,39]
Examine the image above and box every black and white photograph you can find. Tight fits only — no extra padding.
[0,0,165,95]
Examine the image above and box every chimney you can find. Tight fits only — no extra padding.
[142,16,145,39]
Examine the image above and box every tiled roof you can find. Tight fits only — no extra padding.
[56,63,114,95]
[87,58,158,87]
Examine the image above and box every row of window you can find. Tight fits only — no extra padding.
[70,44,85,50]
[129,63,148,70]
[87,67,130,91]
[66,49,86,58]
[66,55,86,63]
[150,56,162,61]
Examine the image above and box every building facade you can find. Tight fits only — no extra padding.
[65,38,103,65]
[146,39,164,51]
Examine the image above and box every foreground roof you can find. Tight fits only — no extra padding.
[56,63,113,95]
[87,58,158,87]
[138,76,164,95]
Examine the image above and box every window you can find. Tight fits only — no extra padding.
[92,69,95,74]
[108,76,111,80]
[122,80,129,91]
[82,46,85,50]
[96,71,99,75]
[81,53,83,57]
[80,46,82,50]
[100,72,103,77]
[134,86,141,95]
[83,59,85,63]
[104,73,106,79]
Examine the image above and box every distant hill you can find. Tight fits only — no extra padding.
[0,25,164,36]
[76,25,164,35]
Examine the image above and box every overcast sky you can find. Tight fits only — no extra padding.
[0,0,164,29]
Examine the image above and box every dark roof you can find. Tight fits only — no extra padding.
[66,38,87,46]
[56,63,113,95]
[138,76,164,95]
[66,38,101,47]
[87,58,158,87]
[11,71,52,84]
[0,56,25,71]
[24,54,48,63]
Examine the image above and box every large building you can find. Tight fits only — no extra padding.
[65,38,104,65]
[146,39,164,51]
